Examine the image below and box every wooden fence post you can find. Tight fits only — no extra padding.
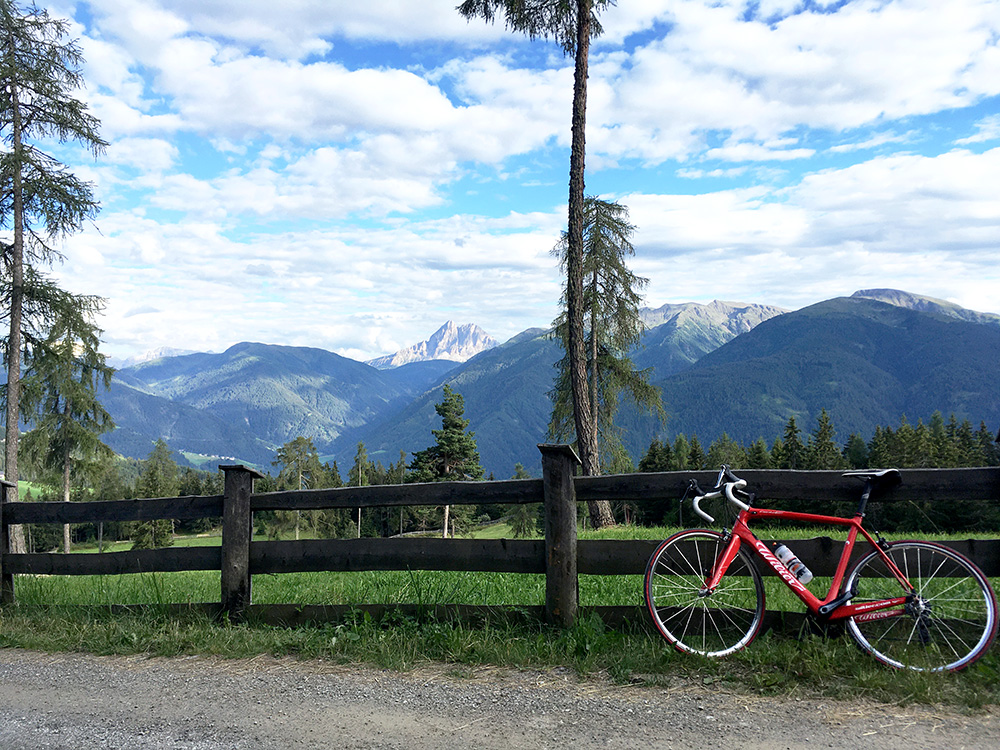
[0,479,15,604]
[539,444,581,628]
[220,464,263,620]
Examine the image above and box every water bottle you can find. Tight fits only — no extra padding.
[774,544,813,585]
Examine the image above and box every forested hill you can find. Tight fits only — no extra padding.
[332,301,787,475]
[98,293,999,477]
[108,342,454,467]
[646,296,1000,447]
[335,328,561,476]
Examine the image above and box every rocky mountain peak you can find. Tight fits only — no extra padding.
[640,300,787,335]
[367,322,498,369]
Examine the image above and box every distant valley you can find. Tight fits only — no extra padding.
[102,291,1000,477]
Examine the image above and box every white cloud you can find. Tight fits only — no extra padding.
[105,138,179,173]
[955,115,1000,145]
[829,131,916,153]
[629,147,1000,311]
[41,0,999,361]
[705,142,815,163]
[587,0,1000,163]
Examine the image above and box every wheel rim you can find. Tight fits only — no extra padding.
[645,530,764,657]
[845,542,997,672]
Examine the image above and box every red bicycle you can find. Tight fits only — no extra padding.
[644,466,997,671]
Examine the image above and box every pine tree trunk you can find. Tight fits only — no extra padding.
[442,504,450,539]
[569,1,613,529]
[3,71,27,555]
[567,0,597,479]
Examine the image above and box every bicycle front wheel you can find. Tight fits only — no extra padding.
[845,541,997,671]
[644,529,765,657]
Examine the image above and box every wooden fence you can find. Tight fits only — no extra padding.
[1,445,999,632]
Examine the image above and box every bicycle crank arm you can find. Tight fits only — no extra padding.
[818,585,858,617]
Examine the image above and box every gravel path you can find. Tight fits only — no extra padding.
[0,649,997,749]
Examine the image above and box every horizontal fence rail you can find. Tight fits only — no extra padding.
[1,456,998,630]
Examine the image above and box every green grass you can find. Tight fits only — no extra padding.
[3,522,998,707]
[1,598,996,708]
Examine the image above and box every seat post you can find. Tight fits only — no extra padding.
[855,479,874,517]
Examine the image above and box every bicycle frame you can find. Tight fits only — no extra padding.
[705,505,914,622]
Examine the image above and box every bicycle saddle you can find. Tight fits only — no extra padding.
[843,468,901,487]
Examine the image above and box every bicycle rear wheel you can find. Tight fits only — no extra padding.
[844,541,997,671]
[644,529,765,657]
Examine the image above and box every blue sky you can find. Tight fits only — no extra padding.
[35,0,1000,360]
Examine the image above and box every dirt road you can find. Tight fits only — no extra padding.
[0,649,996,749]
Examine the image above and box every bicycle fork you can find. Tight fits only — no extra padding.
[700,533,744,595]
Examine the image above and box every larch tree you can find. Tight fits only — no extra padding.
[549,197,662,526]
[19,301,114,552]
[458,0,615,481]
[1,0,106,543]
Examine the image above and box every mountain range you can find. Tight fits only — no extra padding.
[100,291,1000,476]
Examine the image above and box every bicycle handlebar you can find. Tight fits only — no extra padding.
[691,465,750,523]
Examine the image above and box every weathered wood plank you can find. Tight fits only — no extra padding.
[584,536,1000,577]
[2,546,220,575]
[578,539,660,575]
[577,467,1000,505]
[251,478,543,512]
[2,535,994,580]
[249,538,545,575]
[3,468,996,528]
[3,495,224,525]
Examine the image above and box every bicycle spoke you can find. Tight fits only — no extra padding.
[845,541,997,671]
[645,530,765,658]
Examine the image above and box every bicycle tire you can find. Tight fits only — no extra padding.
[844,541,997,671]
[644,529,765,657]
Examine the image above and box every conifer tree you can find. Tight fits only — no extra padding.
[805,409,845,470]
[508,464,541,538]
[408,386,484,537]
[778,417,804,469]
[348,441,373,537]
[955,419,979,467]
[458,1,615,482]
[19,304,114,552]
[976,422,999,466]
[274,436,324,491]
[131,439,178,549]
[671,434,691,471]
[928,412,958,467]
[549,196,663,525]
[842,433,869,469]
[868,425,891,468]
[2,0,106,523]
[638,438,672,473]
[273,436,326,540]
[707,433,747,469]
[687,436,706,470]
[746,438,772,469]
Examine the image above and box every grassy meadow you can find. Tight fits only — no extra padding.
[1,520,998,707]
